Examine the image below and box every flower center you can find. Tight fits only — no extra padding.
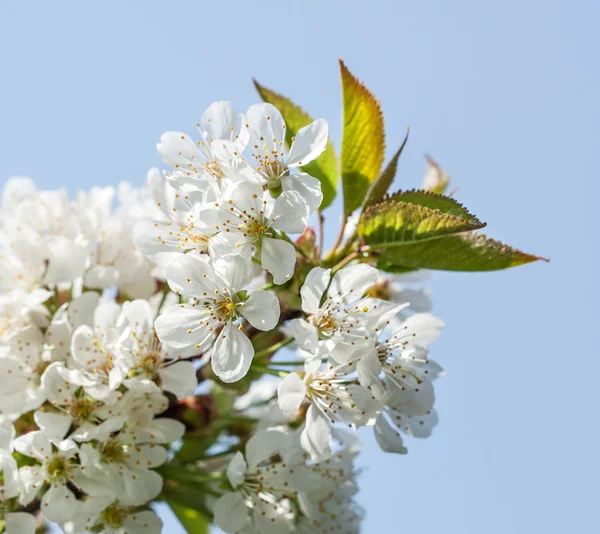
[100,440,126,464]
[46,455,70,482]
[99,504,126,528]
[67,397,96,422]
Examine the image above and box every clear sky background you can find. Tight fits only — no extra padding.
[1,1,598,532]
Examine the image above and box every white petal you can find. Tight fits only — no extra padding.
[300,267,331,314]
[261,237,296,285]
[240,290,280,331]
[290,318,320,352]
[122,510,163,534]
[5,512,36,534]
[119,468,163,506]
[125,444,168,469]
[200,101,240,141]
[41,483,79,523]
[70,325,109,373]
[166,253,215,297]
[281,172,323,213]
[385,374,435,416]
[93,301,121,333]
[212,254,254,292]
[158,361,197,400]
[211,323,253,383]
[33,411,72,442]
[356,349,383,393]
[226,451,247,488]
[327,263,378,300]
[300,404,332,461]
[213,492,248,534]
[270,191,310,234]
[245,103,286,152]
[244,428,290,467]
[136,418,185,444]
[374,414,407,454]
[13,431,52,461]
[18,466,45,505]
[286,119,328,167]
[277,373,307,415]
[157,131,207,170]
[393,407,439,438]
[393,313,445,348]
[44,236,88,285]
[68,292,100,329]
[155,304,213,354]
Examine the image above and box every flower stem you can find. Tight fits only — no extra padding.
[258,282,275,291]
[332,250,360,273]
[155,287,170,319]
[254,337,295,359]
[250,364,288,377]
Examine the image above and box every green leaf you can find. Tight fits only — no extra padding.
[362,128,410,210]
[168,500,210,534]
[377,232,547,272]
[384,190,483,225]
[358,200,486,247]
[340,59,385,216]
[253,79,339,209]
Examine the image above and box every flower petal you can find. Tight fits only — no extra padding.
[290,319,320,352]
[240,290,280,331]
[300,267,331,314]
[300,404,332,462]
[271,191,310,234]
[213,492,248,534]
[211,323,254,383]
[155,304,214,354]
[226,451,247,488]
[158,361,197,400]
[261,237,296,285]
[281,173,323,213]
[166,253,215,297]
[41,483,79,523]
[200,101,240,141]
[212,254,254,293]
[277,373,307,415]
[246,103,286,153]
[286,119,328,167]
[327,263,378,300]
[374,414,408,454]
[5,512,36,534]
[33,411,72,443]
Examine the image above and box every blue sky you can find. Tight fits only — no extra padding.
[1,1,598,532]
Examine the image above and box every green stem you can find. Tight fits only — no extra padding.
[331,250,360,274]
[257,281,275,291]
[254,337,295,359]
[155,288,171,319]
[267,360,307,366]
[250,364,289,377]
[160,465,228,485]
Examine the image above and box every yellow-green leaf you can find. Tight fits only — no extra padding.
[340,60,385,216]
[377,232,547,272]
[384,190,482,225]
[253,79,338,209]
[168,501,210,534]
[362,128,410,210]
[358,200,485,248]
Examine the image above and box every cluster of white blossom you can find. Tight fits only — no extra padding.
[0,176,186,532]
[0,101,445,533]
